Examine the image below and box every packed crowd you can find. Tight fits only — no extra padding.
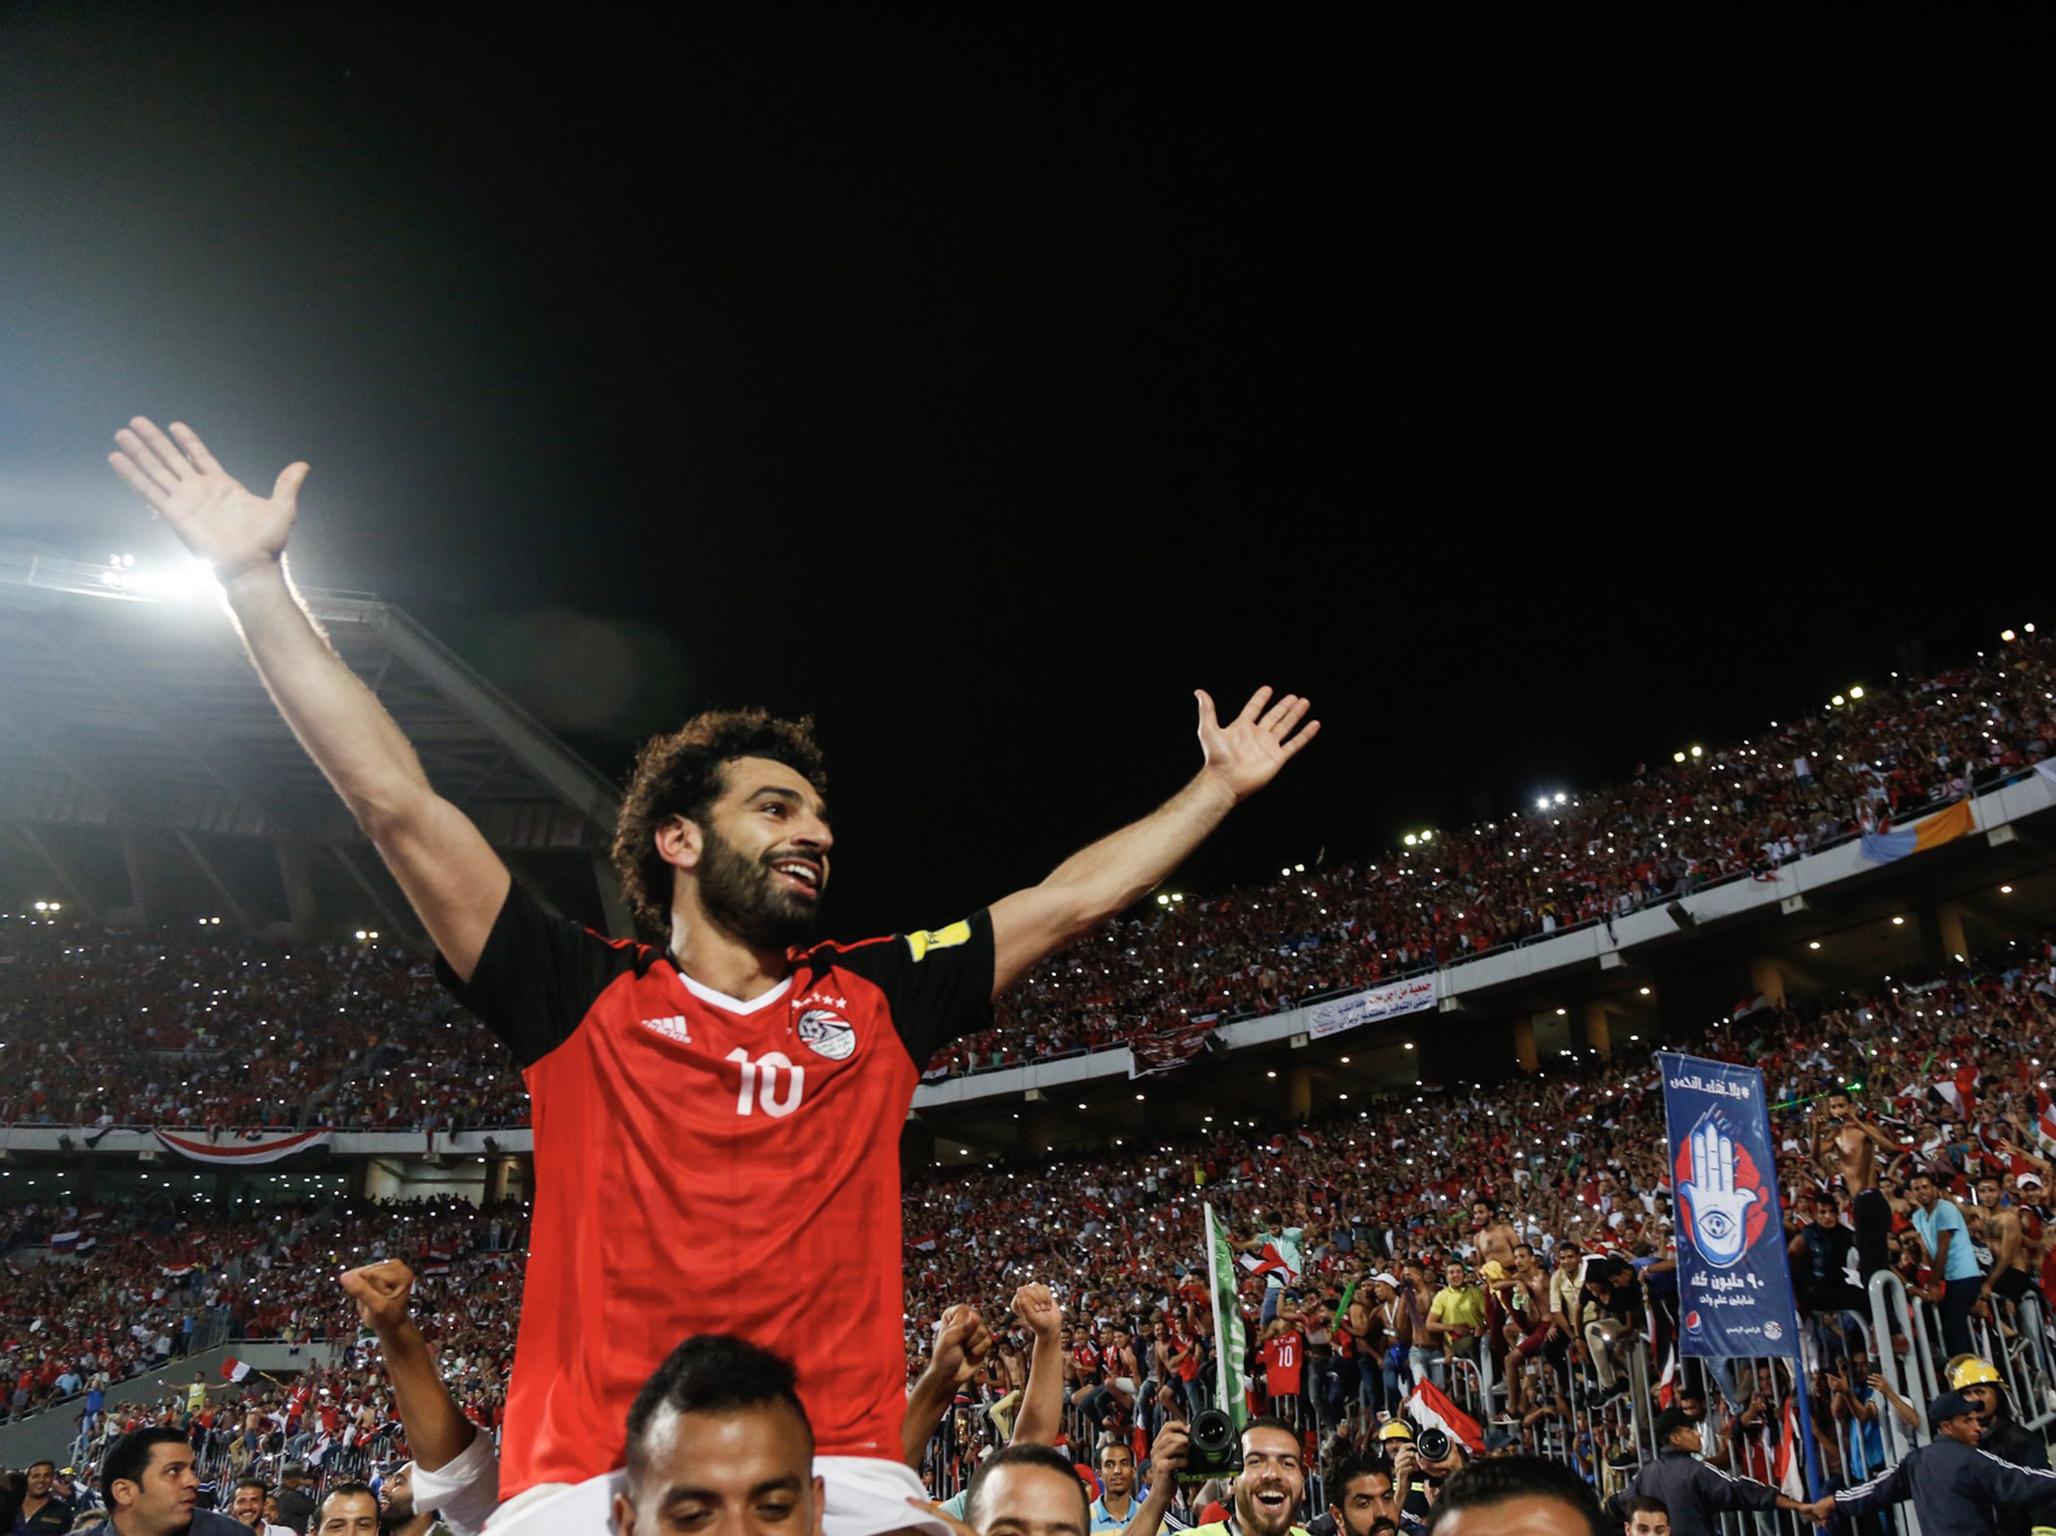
[8,932,2056,1531]
[1,1196,524,1440]
[900,937,2056,1515]
[4,637,2053,1135]
[932,634,2056,1075]
[0,925,527,1132]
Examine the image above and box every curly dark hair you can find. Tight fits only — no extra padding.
[610,708,827,930]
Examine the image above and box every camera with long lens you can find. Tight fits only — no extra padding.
[1414,1427,1451,1463]
[1177,1408,1241,1483]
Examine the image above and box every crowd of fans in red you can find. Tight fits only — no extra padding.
[9,937,2056,1514]
[8,638,2047,1135]
[2,1195,522,1447]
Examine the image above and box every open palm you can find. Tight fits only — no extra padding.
[1196,684,1320,802]
[108,417,307,579]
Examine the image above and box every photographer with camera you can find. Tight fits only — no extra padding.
[1121,1414,1309,1536]
[1380,1421,1463,1532]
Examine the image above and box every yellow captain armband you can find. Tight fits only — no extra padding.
[905,920,972,962]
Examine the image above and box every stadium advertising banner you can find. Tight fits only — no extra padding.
[1305,973,1439,1040]
[1658,1051,1802,1359]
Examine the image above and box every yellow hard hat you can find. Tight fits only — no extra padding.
[1946,1354,2002,1389]
[1377,1420,1415,1442]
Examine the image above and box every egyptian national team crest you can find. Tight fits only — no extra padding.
[797,1008,856,1061]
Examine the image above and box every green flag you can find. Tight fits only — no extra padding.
[1204,1202,1249,1430]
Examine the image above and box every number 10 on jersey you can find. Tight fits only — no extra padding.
[726,1048,806,1117]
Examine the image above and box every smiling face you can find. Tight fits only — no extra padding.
[1232,1425,1305,1536]
[678,757,834,953]
[231,1482,266,1524]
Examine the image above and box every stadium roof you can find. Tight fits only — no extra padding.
[0,545,629,937]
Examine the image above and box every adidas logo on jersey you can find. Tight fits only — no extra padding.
[640,1014,691,1045]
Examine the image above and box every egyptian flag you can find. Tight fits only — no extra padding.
[1774,1396,1806,1498]
[220,1358,251,1383]
[1239,1243,1297,1282]
[1404,1380,1484,1455]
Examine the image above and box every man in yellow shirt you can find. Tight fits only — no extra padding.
[1426,1263,1488,1388]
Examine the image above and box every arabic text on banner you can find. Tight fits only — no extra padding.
[1305,973,1440,1041]
[1658,1051,1803,1359]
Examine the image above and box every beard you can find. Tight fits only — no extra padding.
[699,824,821,953]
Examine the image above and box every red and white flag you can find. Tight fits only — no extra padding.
[1404,1380,1484,1455]
[1774,1396,1806,1498]
[154,1127,333,1166]
[1239,1243,1301,1282]
[1655,1348,1677,1410]
[220,1358,251,1383]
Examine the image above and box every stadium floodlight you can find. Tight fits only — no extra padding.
[100,553,223,603]
[1156,893,1170,906]
[1809,940,1821,950]
[2027,623,2038,634]
[2002,629,2017,642]
[1535,796,1550,810]
[2001,884,2015,894]
[1294,863,1304,872]
[1688,745,1703,758]
[1403,833,1418,846]
[1849,685,1865,699]
[1638,986,1651,996]
[1832,694,1846,707]
[1672,751,1686,763]
[1891,915,1905,926]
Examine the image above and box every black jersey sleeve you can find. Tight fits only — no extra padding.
[434,880,641,1069]
[832,909,996,1066]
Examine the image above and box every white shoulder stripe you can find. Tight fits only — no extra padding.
[1976,1447,2056,1480]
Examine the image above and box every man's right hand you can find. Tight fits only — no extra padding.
[340,1260,416,1335]
[1013,1282,1061,1342]
[108,418,305,583]
[932,1304,993,1388]
[1146,1419,1190,1482]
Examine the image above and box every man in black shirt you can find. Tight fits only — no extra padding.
[15,1459,76,1533]
[1788,1193,1867,1357]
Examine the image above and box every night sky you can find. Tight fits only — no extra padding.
[5,6,2054,936]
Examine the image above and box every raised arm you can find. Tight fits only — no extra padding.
[901,1304,991,1467]
[986,686,1318,999]
[109,419,508,977]
[339,1262,486,1478]
[1008,1283,1066,1446]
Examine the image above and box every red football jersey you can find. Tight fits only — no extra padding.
[442,883,992,1497]
[1262,1331,1305,1397]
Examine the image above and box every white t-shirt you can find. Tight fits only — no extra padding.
[411,1430,502,1536]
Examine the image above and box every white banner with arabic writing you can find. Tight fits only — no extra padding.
[1305,973,1439,1040]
